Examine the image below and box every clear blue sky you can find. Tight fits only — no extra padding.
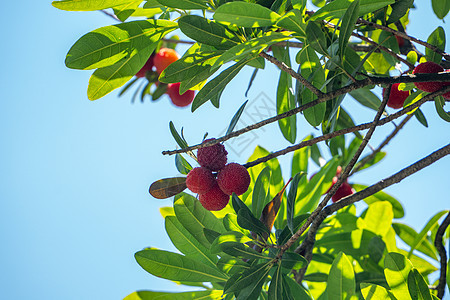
[0,1,449,299]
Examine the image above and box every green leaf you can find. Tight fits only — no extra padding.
[353,184,404,219]
[426,27,446,64]
[224,262,272,296]
[252,166,272,219]
[156,0,208,9]
[191,58,249,111]
[124,290,224,300]
[387,0,413,24]
[311,0,395,21]
[349,87,381,111]
[287,172,304,234]
[213,31,292,68]
[220,242,270,261]
[165,216,218,268]
[434,96,450,122]
[210,231,253,254]
[407,210,449,259]
[178,15,240,50]
[175,154,192,175]
[135,249,228,282]
[360,283,396,300]
[113,0,142,22]
[160,51,222,84]
[392,223,438,261]
[414,108,428,128]
[384,252,414,300]
[268,264,284,300]
[213,2,281,28]
[276,9,307,39]
[217,255,251,275]
[148,177,187,199]
[297,44,326,126]
[66,20,176,70]
[407,268,433,300]
[338,0,359,59]
[237,208,270,236]
[363,201,393,237]
[174,193,226,248]
[52,0,136,11]
[273,45,297,144]
[432,0,450,19]
[169,121,189,149]
[225,100,248,136]
[305,21,328,56]
[280,252,307,270]
[327,252,356,300]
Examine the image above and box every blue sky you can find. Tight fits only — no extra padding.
[0,1,449,299]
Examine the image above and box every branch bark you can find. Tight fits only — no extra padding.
[434,212,450,299]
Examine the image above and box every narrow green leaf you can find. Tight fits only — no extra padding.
[174,193,226,248]
[165,216,218,268]
[414,108,428,128]
[287,172,304,234]
[426,27,446,64]
[252,166,272,218]
[178,15,240,50]
[339,0,359,60]
[328,252,356,300]
[217,255,251,275]
[135,249,228,282]
[175,154,192,175]
[305,21,328,55]
[363,201,394,237]
[156,0,208,9]
[311,0,395,21]
[225,100,248,136]
[387,0,414,24]
[220,242,270,260]
[434,96,450,122]
[169,121,189,149]
[384,252,414,300]
[349,88,381,111]
[392,223,438,261]
[66,20,176,70]
[432,0,450,19]
[360,283,396,300]
[124,290,223,300]
[224,262,272,295]
[408,210,449,258]
[213,2,281,28]
[407,268,433,300]
[191,58,249,111]
[52,0,135,11]
[113,0,141,22]
[284,276,313,299]
[210,231,253,254]
[276,9,307,39]
[280,252,307,270]
[268,264,284,300]
[353,184,404,219]
[237,208,270,236]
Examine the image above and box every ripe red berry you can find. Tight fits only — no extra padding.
[383,83,410,109]
[413,62,444,93]
[395,35,405,48]
[197,139,228,171]
[217,163,251,196]
[332,181,354,203]
[167,82,195,107]
[186,167,215,194]
[154,48,179,74]
[135,55,154,78]
[199,183,230,211]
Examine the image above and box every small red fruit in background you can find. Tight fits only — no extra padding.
[383,83,410,109]
[167,82,195,107]
[332,181,354,203]
[217,163,251,196]
[413,62,444,93]
[186,167,216,194]
[197,139,228,171]
[154,48,179,74]
[199,183,230,211]
[135,55,154,78]
[395,35,405,48]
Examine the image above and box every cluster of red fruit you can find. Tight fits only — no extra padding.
[185,139,251,211]
[327,166,355,203]
[135,48,195,107]
[383,61,450,109]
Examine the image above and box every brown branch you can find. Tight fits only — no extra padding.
[350,113,414,175]
[434,212,450,299]
[100,9,121,22]
[259,52,324,96]
[357,18,450,62]
[282,84,391,279]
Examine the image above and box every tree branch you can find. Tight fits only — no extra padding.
[162,79,450,156]
[434,212,450,299]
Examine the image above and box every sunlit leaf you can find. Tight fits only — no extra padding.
[353,184,404,219]
[384,252,414,300]
[52,0,136,11]
[407,268,433,300]
[363,201,393,237]
[392,223,438,261]
[360,283,396,300]
[156,0,208,9]
[328,252,357,300]
[311,0,395,21]
[225,100,248,136]
[214,2,281,27]
[252,166,272,219]
[338,0,359,59]
[124,290,224,300]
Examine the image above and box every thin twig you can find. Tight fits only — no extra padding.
[259,52,324,97]
[350,113,414,175]
[434,212,450,299]
[357,18,450,62]
[162,82,450,156]
[101,9,121,22]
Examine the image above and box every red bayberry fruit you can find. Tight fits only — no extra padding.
[217,163,251,196]
[167,82,195,107]
[413,62,445,93]
[383,83,410,109]
[332,181,354,203]
[135,55,154,78]
[154,48,179,74]
[186,167,215,194]
[197,139,228,171]
[395,35,405,48]
[199,183,230,211]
